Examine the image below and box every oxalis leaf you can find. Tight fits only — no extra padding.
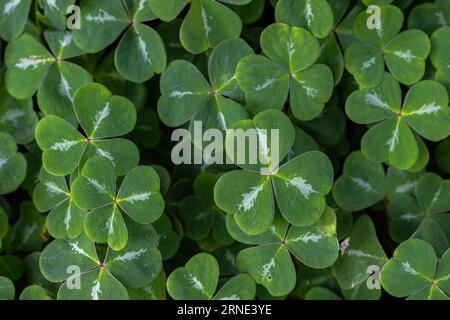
[345,5,431,88]
[40,223,162,300]
[381,239,450,300]
[5,32,92,117]
[72,0,166,83]
[71,156,164,251]
[346,72,450,170]
[235,208,339,296]
[0,132,27,195]
[35,83,139,176]
[236,23,334,119]
[167,252,256,300]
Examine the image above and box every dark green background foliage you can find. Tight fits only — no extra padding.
[0,0,450,300]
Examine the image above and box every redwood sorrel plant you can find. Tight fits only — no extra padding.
[0,0,450,301]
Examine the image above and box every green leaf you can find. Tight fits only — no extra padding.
[39,0,76,30]
[213,273,256,300]
[0,276,15,300]
[5,34,55,99]
[114,23,167,83]
[180,0,242,54]
[13,201,46,252]
[334,215,387,291]
[275,0,334,38]
[72,0,129,53]
[0,0,32,41]
[0,87,38,144]
[167,253,219,300]
[19,285,52,300]
[332,151,386,211]
[0,132,27,195]
[237,243,296,297]
[148,0,189,21]
[272,151,334,226]
[285,207,339,268]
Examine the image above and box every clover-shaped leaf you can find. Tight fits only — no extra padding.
[216,112,333,233]
[234,208,339,296]
[381,239,450,299]
[35,83,139,176]
[0,0,32,41]
[33,168,85,239]
[5,33,92,117]
[346,5,430,88]
[71,156,164,250]
[332,151,386,211]
[346,73,450,170]
[275,0,334,39]
[0,132,27,195]
[0,87,38,145]
[388,173,450,256]
[40,225,162,300]
[13,201,46,253]
[236,23,334,119]
[167,253,256,300]
[334,215,387,295]
[149,0,248,54]
[158,38,252,140]
[0,276,15,300]
[72,0,166,82]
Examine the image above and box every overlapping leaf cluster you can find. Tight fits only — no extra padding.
[0,0,450,301]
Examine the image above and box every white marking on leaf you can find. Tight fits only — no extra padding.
[350,177,373,193]
[399,213,417,222]
[386,121,400,153]
[137,0,146,13]
[200,6,212,35]
[23,223,38,244]
[254,77,275,92]
[362,57,376,70]
[260,258,275,281]
[293,232,323,244]
[3,0,21,15]
[188,273,205,292]
[105,215,114,235]
[364,92,390,110]
[304,0,314,26]
[225,250,236,267]
[393,50,417,63]
[69,241,91,258]
[395,180,417,194]
[114,248,148,262]
[138,36,152,65]
[15,56,50,70]
[238,185,263,212]
[169,90,193,98]
[86,177,107,194]
[50,139,78,152]
[59,33,72,48]
[96,148,114,164]
[123,192,152,204]
[91,280,102,300]
[0,156,8,169]
[64,204,71,231]
[345,249,373,258]
[1,109,25,125]
[401,262,419,275]
[59,74,72,102]
[220,295,240,300]
[45,181,66,195]
[435,12,447,27]
[86,9,117,23]
[217,112,227,131]
[431,187,441,205]
[298,80,318,98]
[285,177,318,200]
[92,103,111,134]
[256,128,270,164]
[412,102,442,115]
[45,0,58,10]
[287,40,295,60]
